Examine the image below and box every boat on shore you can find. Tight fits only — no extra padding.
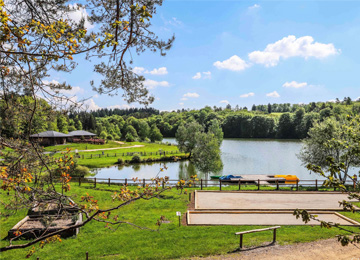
[218,174,299,185]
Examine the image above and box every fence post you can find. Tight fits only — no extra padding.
[124,178,127,186]
[258,179,260,190]
[238,179,241,191]
[353,179,356,190]
[162,180,165,189]
[86,251,88,260]
[239,234,243,249]
[276,180,279,190]
[201,179,203,190]
[143,178,145,188]
[296,180,299,191]
[91,154,92,159]
[94,178,96,188]
[315,179,318,191]
[219,179,222,191]
[108,178,110,186]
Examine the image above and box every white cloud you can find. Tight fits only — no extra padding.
[327,99,336,103]
[248,35,340,67]
[283,81,308,88]
[203,71,212,79]
[149,67,168,75]
[240,92,255,98]
[68,4,94,30]
[167,17,183,27]
[180,97,188,101]
[83,99,100,111]
[183,92,199,98]
[214,55,249,71]
[266,91,280,98]
[132,67,145,74]
[192,71,211,80]
[108,104,132,109]
[192,72,201,79]
[220,100,229,104]
[144,79,170,89]
[133,66,168,75]
[179,102,184,106]
[43,80,84,95]
[249,4,260,9]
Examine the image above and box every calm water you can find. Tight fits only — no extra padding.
[90,138,359,181]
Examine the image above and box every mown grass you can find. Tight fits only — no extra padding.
[1,183,360,260]
[43,141,126,152]
[73,142,186,168]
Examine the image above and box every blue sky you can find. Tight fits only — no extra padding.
[52,1,360,111]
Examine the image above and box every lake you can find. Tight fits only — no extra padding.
[90,138,359,181]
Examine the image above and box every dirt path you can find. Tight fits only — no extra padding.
[191,238,360,260]
[77,144,144,152]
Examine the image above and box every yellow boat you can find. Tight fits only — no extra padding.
[274,175,299,184]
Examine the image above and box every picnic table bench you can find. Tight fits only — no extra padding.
[235,226,281,249]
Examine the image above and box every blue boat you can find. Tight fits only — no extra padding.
[219,175,243,181]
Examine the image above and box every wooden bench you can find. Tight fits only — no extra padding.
[235,226,281,249]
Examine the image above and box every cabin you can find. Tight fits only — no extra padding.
[68,130,97,140]
[30,131,71,146]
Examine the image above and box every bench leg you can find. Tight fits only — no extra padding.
[273,229,277,243]
[240,234,243,249]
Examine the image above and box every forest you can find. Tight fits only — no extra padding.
[1,95,359,141]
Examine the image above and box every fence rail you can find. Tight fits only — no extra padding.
[68,176,358,191]
[75,150,182,159]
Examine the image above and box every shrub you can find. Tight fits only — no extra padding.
[107,134,113,140]
[73,165,90,177]
[131,154,141,163]
[125,133,135,142]
[117,158,125,165]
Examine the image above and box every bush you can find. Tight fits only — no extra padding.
[73,165,90,177]
[131,154,141,163]
[125,133,135,142]
[117,158,125,165]
[107,134,113,140]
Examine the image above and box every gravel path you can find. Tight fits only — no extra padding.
[191,238,360,260]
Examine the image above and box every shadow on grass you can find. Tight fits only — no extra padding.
[229,241,276,253]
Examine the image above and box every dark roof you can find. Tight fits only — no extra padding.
[30,131,71,138]
[68,130,96,136]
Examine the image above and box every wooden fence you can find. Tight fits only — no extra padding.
[76,150,181,159]
[72,176,358,191]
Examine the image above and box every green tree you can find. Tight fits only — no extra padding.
[298,116,360,182]
[208,119,224,146]
[138,120,150,140]
[57,115,68,133]
[149,125,163,142]
[175,122,203,157]
[192,132,223,175]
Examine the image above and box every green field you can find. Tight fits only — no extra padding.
[43,141,127,152]
[45,141,187,168]
[1,184,360,260]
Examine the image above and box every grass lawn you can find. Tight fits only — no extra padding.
[73,142,186,168]
[1,184,360,260]
[43,141,126,152]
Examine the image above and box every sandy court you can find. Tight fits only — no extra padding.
[191,238,360,260]
[187,211,360,226]
[195,191,354,211]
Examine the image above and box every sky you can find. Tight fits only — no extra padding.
[51,1,360,111]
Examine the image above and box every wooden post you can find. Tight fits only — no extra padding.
[276,179,279,190]
[94,178,96,188]
[201,179,203,190]
[143,178,145,188]
[258,179,260,190]
[162,180,165,189]
[238,179,241,191]
[315,179,318,191]
[86,252,88,260]
[296,180,299,191]
[108,178,110,186]
[91,154,92,159]
[239,234,243,249]
[219,179,222,191]
[353,179,356,190]
[125,178,127,186]
[273,229,277,243]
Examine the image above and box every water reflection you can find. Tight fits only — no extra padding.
[90,138,359,181]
